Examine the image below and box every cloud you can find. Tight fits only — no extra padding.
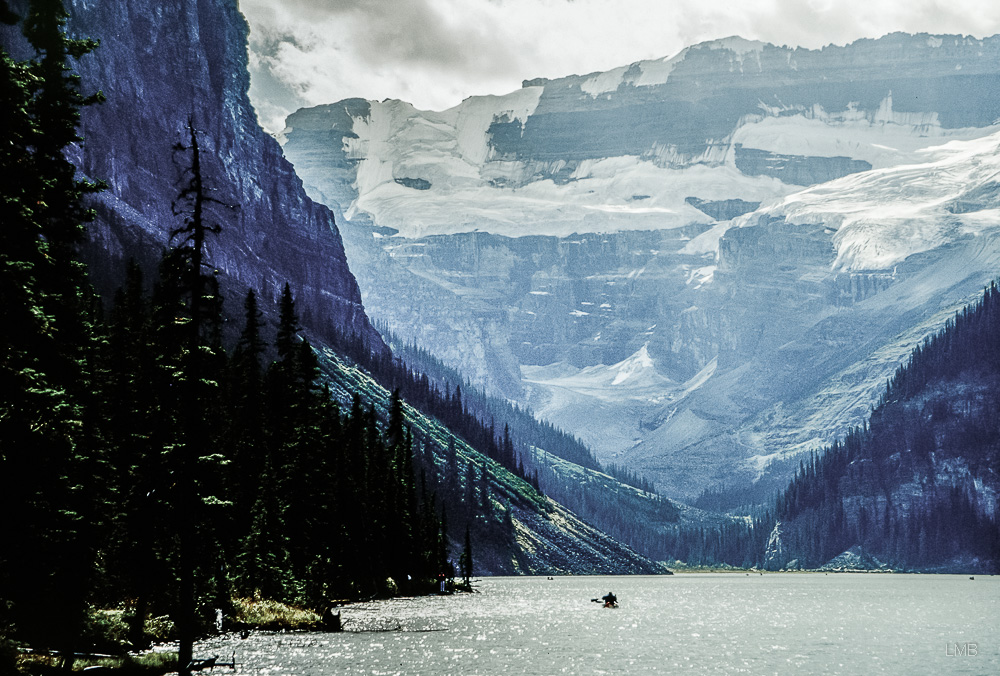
[241,0,537,131]
[239,0,1000,133]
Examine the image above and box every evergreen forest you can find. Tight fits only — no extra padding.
[2,1,998,673]
[658,281,1000,571]
[0,3,500,669]
[771,281,1000,571]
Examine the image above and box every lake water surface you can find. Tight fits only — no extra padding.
[197,574,997,675]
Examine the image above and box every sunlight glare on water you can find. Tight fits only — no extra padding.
[196,574,998,675]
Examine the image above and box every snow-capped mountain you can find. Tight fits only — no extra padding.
[280,33,1000,500]
[282,33,1000,240]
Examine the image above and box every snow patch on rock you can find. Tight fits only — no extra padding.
[703,130,1000,271]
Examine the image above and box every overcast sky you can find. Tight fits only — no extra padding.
[239,0,1000,134]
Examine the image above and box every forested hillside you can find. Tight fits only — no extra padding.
[369,326,707,565]
[768,282,1000,572]
[375,323,602,471]
[648,282,1000,572]
[314,349,664,578]
[0,4,450,661]
[0,3,659,671]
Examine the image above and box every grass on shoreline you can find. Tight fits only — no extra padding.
[11,589,484,673]
[228,596,323,631]
[8,597,324,674]
[15,651,178,675]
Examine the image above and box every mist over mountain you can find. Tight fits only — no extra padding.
[280,32,1000,500]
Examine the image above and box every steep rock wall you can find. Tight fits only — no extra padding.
[42,0,381,347]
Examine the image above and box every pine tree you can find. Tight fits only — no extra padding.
[459,525,473,585]
[338,394,371,592]
[169,120,229,676]
[102,260,167,647]
[478,463,490,515]
[438,506,451,581]
[0,0,105,664]
[387,388,405,450]
[227,289,266,520]
[235,456,289,600]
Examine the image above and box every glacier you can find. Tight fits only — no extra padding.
[280,32,1000,501]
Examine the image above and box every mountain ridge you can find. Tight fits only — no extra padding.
[280,30,1000,500]
[23,0,664,573]
[25,0,385,351]
[280,30,1000,239]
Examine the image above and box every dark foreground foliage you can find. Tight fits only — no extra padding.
[0,3,471,670]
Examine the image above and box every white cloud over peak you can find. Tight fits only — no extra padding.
[239,0,1000,134]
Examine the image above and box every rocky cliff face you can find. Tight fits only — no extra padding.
[3,0,671,573]
[500,34,1000,165]
[52,0,381,347]
[280,33,1000,501]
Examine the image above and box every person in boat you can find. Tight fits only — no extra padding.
[602,591,617,607]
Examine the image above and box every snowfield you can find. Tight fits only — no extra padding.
[282,33,1000,499]
[726,131,1000,271]
[292,67,999,242]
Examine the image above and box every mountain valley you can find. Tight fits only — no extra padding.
[279,33,1000,500]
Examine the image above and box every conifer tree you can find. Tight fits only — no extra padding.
[284,339,330,590]
[227,289,266,520]
[169,120,229,676]
[235,456,289,600]
[438,506,451,580]
[336,394,373,592]
[445,436,459,499]
[478,463,490,514]
[102,260,167,647]
[0,0,104,664]
[459,525,473,585]
[387,388,405,450]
